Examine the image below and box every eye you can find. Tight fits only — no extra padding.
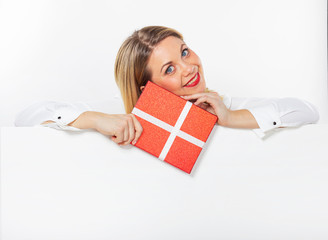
[165,65,175,74]
[182,48,189,57]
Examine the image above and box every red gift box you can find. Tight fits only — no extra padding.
[132,81,218,174]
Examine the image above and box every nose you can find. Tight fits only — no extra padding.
[181,61,194,77]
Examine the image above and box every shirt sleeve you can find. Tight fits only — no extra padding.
[221,96,320,138]
[14,101,92,131]
[14,95,126,131]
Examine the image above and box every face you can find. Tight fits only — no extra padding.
[146,36,206,96]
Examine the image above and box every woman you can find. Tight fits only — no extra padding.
[15,26,319,144]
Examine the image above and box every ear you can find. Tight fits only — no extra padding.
[140,85,145,92]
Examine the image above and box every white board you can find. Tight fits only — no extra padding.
[1,125,328,239]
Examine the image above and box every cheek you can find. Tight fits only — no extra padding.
[162,77,181,89]
[154,77,181,91]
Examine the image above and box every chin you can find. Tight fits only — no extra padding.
[197,81,206,93]
[186,86,205,95]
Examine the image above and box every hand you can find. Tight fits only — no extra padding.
[69,112,143,145]
[181,93,260,129]
[94,113,143,145]
[181,92,231,126]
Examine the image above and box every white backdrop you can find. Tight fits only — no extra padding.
[0,0,327,126]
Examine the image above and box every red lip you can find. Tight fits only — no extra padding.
[184,72,200,88]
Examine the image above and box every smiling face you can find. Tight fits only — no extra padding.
[146,36,206,96]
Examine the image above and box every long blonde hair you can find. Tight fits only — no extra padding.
[114,26,183,113]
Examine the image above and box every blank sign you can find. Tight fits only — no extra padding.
[1,125,328,240]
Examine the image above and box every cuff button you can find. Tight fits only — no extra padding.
[273,121,277,125]
[58,116,61,120]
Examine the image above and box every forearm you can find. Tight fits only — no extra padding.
[67,111,100,129]
[223,109,259,129]
[69,111,143,145]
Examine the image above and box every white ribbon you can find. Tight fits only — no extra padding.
[132,101,205,161]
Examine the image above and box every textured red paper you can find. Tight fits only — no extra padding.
[180,105,216,142]
[133,81,218,174]
[165,136,202,173]
[134,117,170,158]
[135,83,185,126]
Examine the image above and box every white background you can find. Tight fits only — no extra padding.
[1,1,328,239]
[0,0,327,126]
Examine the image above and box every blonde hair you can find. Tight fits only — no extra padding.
[114,26,183,113]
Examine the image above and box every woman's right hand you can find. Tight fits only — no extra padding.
[68,111,143,145]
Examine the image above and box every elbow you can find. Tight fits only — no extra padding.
[306,101,320,124]
[278,98,320,127]
[294,98,320,124]
[299,97,320,124]
[14,101,53,127]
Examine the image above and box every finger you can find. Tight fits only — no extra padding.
[181,93,205,100]
[131,114,143,145]
[111,131,123,144]
[128,117,135,144]
[197,103,209,110]
[194,96,220,116]
[122,121,129,143]
[122,117,135,145]
[111,135,118,143]
[194,96,210,106]
[181,91,220,100]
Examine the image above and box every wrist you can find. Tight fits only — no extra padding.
[68,111,100,129]
[218,109,233,127]
[221,109,259,129]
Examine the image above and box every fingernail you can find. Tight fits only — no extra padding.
[132,140,136,145]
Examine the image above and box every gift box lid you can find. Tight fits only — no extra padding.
[132,81,218,174]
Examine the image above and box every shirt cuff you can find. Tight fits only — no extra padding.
[41,122,84,131]
[246,102,281,138]
[46,102,91,130]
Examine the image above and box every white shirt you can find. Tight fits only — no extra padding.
[14,95,319,138]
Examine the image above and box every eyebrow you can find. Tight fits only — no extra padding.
[160,43,186,73]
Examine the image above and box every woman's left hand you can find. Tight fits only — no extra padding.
[181,92,230,126]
